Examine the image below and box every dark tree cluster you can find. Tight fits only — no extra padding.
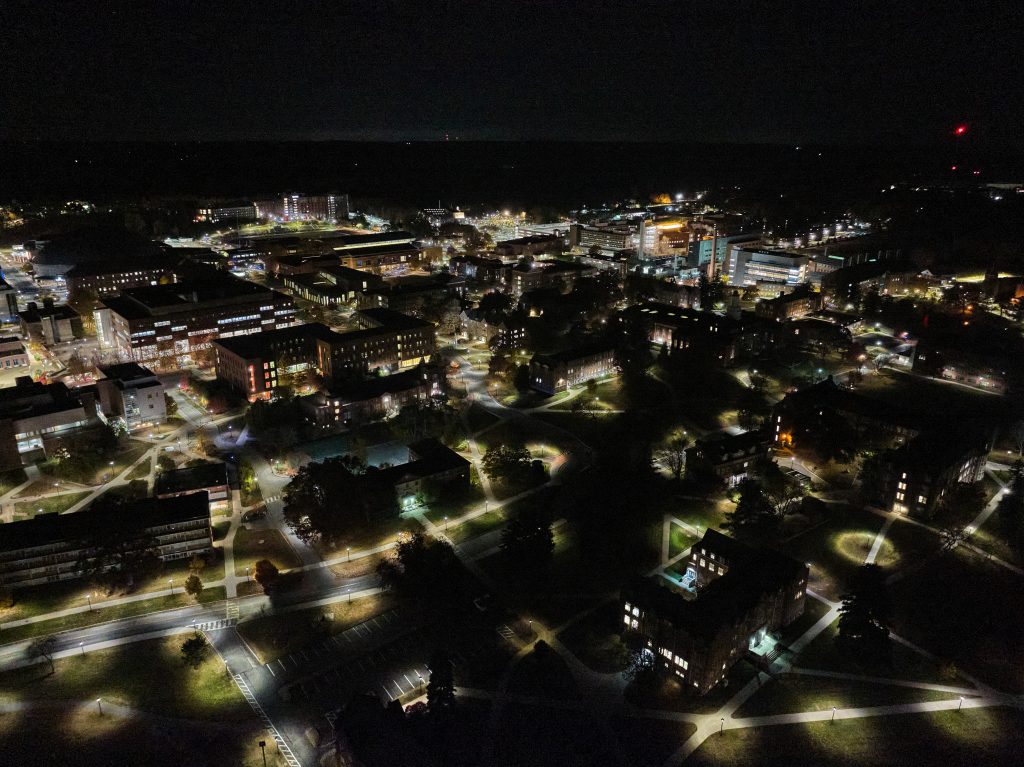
[283,455,396,545]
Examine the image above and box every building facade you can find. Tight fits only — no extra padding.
[622,530,807,695]
[0,493,213,589]
[529,342,618,394]
[97,274,296,368]
[95,363,166,431]
[0,378,99,469]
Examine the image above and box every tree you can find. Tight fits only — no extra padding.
[622,646,658,687]
[78,508,163,594]
[282,455,396,544]
[836,564,891,660]
[184,574,204,601]
[376,532,467,607]
[253,559,280,594]
[26,635,57,674]
[760,462,804,517]
[180,632,210,669]
[1012,422,1024,457]
[939,482,986,521]
[658,435,690,481]
[857,452,887,505]
[698,273,725,309]
[500,498,554,577]
[481,442,532,486]
[426,648,456,713]
[724,479,778,539]
[156,453,176,473]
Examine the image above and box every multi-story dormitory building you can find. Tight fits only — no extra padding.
[213,309,436,400]
[0,493,213,589]
[301,362,446,430]
[95,271,297,367]
[66,258,177,300]
[622,530,808,695]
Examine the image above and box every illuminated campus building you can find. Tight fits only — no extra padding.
[622,530,808,695]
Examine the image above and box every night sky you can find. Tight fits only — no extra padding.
[2,0,1022,147]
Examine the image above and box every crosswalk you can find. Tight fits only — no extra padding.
[233,673,302,767]
[193,617,237,632]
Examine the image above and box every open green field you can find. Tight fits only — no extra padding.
[0,710,284,767]
[557,600,631,673]
[12,491,91,520]
[774,505,940,601]
[857,370,1010,424]
[231,527,302,577]
[735,673,961,718]
[236,594,395,664]
[689,706,1024,766]
[890,548,1024,693]
[794,619,953,686]
[0,635,250,721]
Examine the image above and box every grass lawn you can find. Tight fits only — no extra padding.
[669,522,698,559]
[890,548,1024,692]
[506,644,581,700]
[794,619,951,685]
[855,370,1009,435]
[689,706,1024,766]
[232,527,302,577]
[492,704,625,767]
[609,715,697,767]
[465,403,502,434]
[735,673,961,718]
[12,491,91,520]
[236,594,395,664]
[557,600,632,673]
[774,505,939,602]
[314,515,421,560]
[0,588,227,644]
[212,519,231,542]
[478,526,629,627]
[0,466,27,494]
[625,660,761,716]
[0,711,284,767]
[444,508,508,545]
[0,635,250,721]
[125,459,153,481]
[668,496,731,537]
[421,485,488,526]
[0,554,225,625]
[530,411,613,451]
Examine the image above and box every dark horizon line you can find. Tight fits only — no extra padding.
[0,137,1014,153]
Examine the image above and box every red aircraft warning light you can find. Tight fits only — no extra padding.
[954,125,968,136]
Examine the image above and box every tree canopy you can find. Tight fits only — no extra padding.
[283,455,396,544]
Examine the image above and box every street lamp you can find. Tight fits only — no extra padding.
[831,706,836,722]
[245,566,250,582]
[347,546,351,562]
[958,696,964,712]
[79,641,84,656]
[96,698,103,715]
[720,717,725,735]
[444,515,449,531]
[347,588,352,603]
[168,578,173,594]
[417,672,424,694]
[86,592,94,611]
